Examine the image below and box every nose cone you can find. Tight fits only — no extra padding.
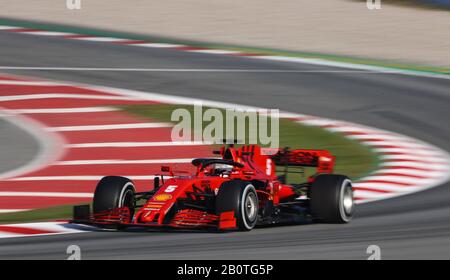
[136,202,165,224]
[140,210,160,223]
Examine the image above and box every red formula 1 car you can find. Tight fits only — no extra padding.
[72,144,354,231]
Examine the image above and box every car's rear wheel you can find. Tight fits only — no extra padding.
[310,174,354,223]
[216,180,259,231]
[93,176,136,229]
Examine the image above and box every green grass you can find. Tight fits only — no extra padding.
[0,204,81,225]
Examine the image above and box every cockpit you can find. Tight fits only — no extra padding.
[191,158,244,177]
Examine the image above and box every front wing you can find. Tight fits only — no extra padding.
[70,205,237,230]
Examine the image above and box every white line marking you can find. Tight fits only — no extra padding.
[373,169,445,177]
[373,147,444,157]
[0,81,65,86]
[55,158,194,165]
[379,161,449,169]
[188,49,243,55]
[299,119,338,126]
[0,93,136,102]
[361,175,435,185]
[72,37,130,42]
[66,141,210,148]
[0,26,19,30]
[131,43,184,48]
[347,133,413,141]
[0,192,93,198]
[0,233,19,238]
[353,190,399,198]
[18,31,76,36]
[353,183,418,192]
[48,122,171,132]
[379,154,449,163]
[362,140,433,149]
[324,126,389,135]
[0,209,30,213]
[6,222,87,232]
[9,107,119,114]
[0,222,97,239]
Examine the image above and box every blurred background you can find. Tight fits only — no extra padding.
[0,0,450,259]
[1,0,449,67]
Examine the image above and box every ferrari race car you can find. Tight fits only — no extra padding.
[72,144,355,231]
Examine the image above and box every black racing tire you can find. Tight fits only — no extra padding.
[93,176,136,229]
[310,174,354,223]
[215,180,259,231]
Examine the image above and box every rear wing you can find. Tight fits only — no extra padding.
[214,145,335,177]
[270,148,335,173]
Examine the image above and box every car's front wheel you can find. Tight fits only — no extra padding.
[93,176,136,229]
[216,180,259,231]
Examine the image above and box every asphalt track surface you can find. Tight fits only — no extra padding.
[0,116,39,176]
[0,32,449,259]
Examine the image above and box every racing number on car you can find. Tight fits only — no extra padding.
[165,185,178,193]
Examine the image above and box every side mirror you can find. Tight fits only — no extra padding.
[153,176,160,191]
[161,166,174,176]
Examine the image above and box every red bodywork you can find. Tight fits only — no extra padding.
[77,145,335,230]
